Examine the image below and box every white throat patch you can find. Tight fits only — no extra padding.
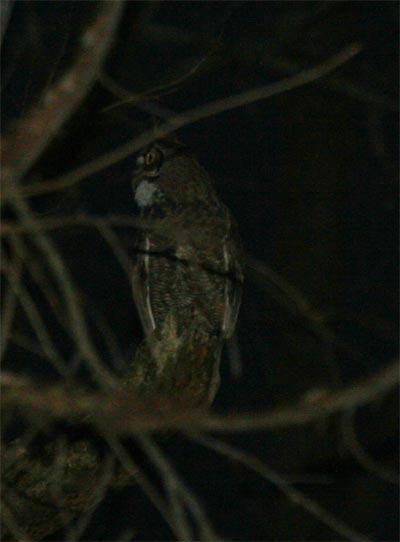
[135,180,158,207]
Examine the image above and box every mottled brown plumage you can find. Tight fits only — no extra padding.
[131,138,243,402]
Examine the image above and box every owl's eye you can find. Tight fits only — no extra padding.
[136,146,164,175]
[146,147,163,166]
[145,149,157,165]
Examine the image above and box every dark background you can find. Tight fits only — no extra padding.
[1,1,398,541]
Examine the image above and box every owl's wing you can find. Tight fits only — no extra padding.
[222,273,242,339]
[184,208,244,339]
[221,221,244,339]
[132,236,157,339]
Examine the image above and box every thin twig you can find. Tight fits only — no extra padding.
[264,54,398,112]
[190,433,372,542]
[95,220,133,281]
[246,255,338,380]
[138,438,194,542]
[0,251,22,362]
[99,72,177,119]
[1,1,124,186]
[9,331,49,359]
[66,454,115,541]
[8,232,71,337]
[81,293,127,374]
[103,433,181,539]
[1,213,144,236]
[136,434,220,541]
[7,42,362,199]
[7,195,119,391]
[341,409,399,485]
[246,254,334,341]
[2,360,398,434]
[188,361,399,434]
[100,48,210,112]
[99,5,235,112]
[1,1,124,391]
[0,254,68,377]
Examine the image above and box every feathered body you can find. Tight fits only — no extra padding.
[131,138,243,402]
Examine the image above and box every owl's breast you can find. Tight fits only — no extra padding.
[134,179,167,209]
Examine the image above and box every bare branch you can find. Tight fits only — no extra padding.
[246,255,335,344]
[103,433,179,539]
[341,409,399,485]
[5,196,119,392]
[1,214,144,236]
[1,254,68,376]
[264,54,398,112]
[2,360,397,435]
[99,72,177,119]
[8,233,70,337]
[99,47,210,113]
[65,454,115,541]
[1,1,124,186]
[136,435,220,541]
[0,251,22,362]
[190,433,372,542]
[6,42,361,199]
[95,220,133,281]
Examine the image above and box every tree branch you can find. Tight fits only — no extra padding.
[1,0,124,186]
[2,360,397,435]
[4,42,361,200]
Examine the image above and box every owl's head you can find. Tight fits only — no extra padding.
[135,138,188,179]
[133,137,219,214]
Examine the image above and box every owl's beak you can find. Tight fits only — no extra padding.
[143,169,160,178]
[132,167,159,186]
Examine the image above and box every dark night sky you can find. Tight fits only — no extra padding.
[1,2,398,541]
